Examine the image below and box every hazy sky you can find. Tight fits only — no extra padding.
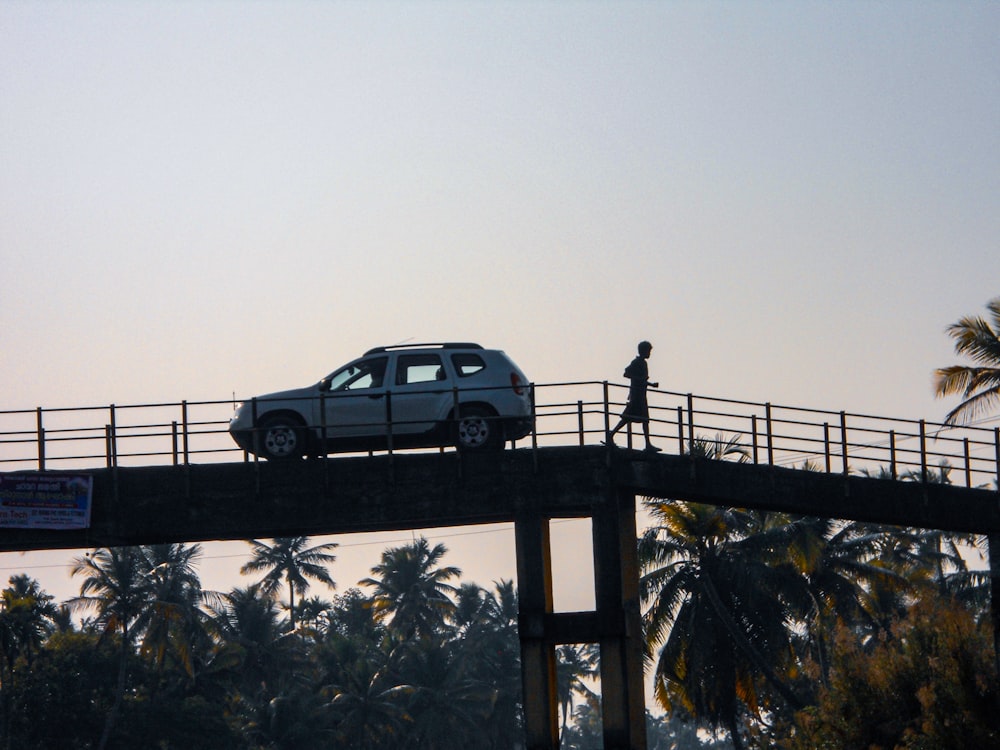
[2,2,998,611]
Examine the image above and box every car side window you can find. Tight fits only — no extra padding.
[327,357,387,391]
[396,354,445,386]
[451,353,486,377]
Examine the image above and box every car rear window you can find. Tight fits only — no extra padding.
[396,354,445,385]
[451,353,486,377]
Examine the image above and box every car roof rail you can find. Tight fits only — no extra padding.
[363,342,484,355]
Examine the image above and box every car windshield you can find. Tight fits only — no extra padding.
[324,357,387,391]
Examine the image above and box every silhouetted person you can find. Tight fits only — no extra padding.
[608,340,660,451]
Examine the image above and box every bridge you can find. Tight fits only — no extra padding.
[2,382,999,750]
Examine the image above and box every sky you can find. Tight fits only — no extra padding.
[1,2,998,620]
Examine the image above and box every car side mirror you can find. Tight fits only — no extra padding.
[319,378,331,392]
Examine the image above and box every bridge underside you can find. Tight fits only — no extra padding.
[2,447,997,750]
[1,446,995,553]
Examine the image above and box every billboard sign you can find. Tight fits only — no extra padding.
[0,473,93,530]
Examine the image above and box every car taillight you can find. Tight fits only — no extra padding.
[511,373,525,396]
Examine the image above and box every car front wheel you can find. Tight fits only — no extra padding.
[455,407,501,450]
[257,415,306,460]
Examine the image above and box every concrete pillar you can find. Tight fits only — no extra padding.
[592,489,647,750]
[515,513,560,749]
[515,492,646,749]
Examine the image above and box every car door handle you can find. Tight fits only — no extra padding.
[368,394,384,400]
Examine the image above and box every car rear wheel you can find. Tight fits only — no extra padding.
[258,415,306,460]
[455,406,501,450]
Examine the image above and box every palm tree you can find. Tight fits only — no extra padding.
[450,580,522,749]
[483,579,519,634]
[453,582,491,635]
[687,433,750,463]
[560,701,605,750]
[139,543,207,681]
[781,518,910,683]
[205,583,304,740]
[556,644,599,742]
[396,638,498,750]
[327,587,384,643]
[294,595,333,641]
[205,584,296,690]
[480,580,523,750]
[359,537,460,641]
[49,604,76,634]
[927,533,994,612]
[69,546,151,750]
[241,537,339,629]
[0,575,58,748]
[0,574,57,669]
[639,501,806,750]
[934,296,1000,425]
[321,637,412,750]
[934,300,1000,676]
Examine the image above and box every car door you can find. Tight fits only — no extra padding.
[390,353,452,435]
[320,356,390,439]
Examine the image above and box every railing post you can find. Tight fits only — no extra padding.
[577,400,584,447]
[171,421,179,466]
[251,398,260,461]
[106,404,118,468]
[823,422,831,473]
[889,429,897,479]
[964,438,972,488]
[686,394,695,454]
[676,406,684,456]
[751,414,759,464]
[993,427,999,491]
[453,386,462,477]
[318,390,329,487]
[602,381,610,434]
[765,403,774,466]
[530,384,538,470]
[320,390,329,460]
[35,406,45,471]
[919,419,928,484]
[181,400,190,465]
[839,411,848,475]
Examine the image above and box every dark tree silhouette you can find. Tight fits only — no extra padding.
[240,537,339,628]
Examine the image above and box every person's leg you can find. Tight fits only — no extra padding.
[642,419,659,451]
[607,417,624,444]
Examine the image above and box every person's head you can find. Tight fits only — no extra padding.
[638,340,652,357]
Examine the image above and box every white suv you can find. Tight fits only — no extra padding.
[229,343,533,460]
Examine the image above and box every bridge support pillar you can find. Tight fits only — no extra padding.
[514,490,647,750]
[515,513,560,749]
[593,489,647,750]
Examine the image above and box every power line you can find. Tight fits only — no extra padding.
[0,521,581,577]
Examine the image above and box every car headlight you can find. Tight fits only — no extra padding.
[230,402,248,427]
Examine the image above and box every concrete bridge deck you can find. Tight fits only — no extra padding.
[1,445,995,553]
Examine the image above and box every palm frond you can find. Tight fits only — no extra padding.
[935,297,1000,424]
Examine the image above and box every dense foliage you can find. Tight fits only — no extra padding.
[640,498,999,749]
[635,423,1000,749]
[0,516,994,749]
[0,536,693,749]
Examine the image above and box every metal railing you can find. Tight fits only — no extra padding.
[1,383,998,490]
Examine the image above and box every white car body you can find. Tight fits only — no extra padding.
[229,343,533,460]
